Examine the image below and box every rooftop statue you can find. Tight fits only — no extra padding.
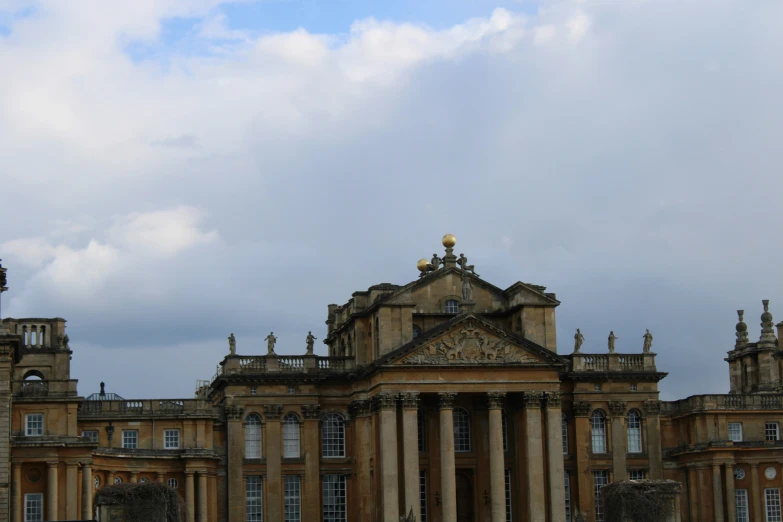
[228,333,236,355]
[265,332,277,355]
[574,329,584,353]
[608,331,617,353]
[643,329,653,353]
[306,331,317,355]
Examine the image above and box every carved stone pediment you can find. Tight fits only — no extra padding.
[398,321,541,365]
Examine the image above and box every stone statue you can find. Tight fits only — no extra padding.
[430,253,442,271]
[228,333,236,355]
[265,332,277,355]
[461,269,473,303]
[608,331,617,353]
[574,329,584,353]
[457,253,477,275]
[643,329,653,353]
[306,331,316,355]
[400,507,416,522]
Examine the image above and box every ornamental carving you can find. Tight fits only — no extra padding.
[546,392,563,408]
[301,404,321,420]
[225,405,245,421]
[400,323,538,365]
[486,392,506,410]
[401,393,420,410]
[523,391,543,409]
[349,400,371,418]
[438,392,457,410]
[644,400,662,416]
[264,404,283,420]
[375,393,398,411]
[573,401,592,417]
[608,401,627,417]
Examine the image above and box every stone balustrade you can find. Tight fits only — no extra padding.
[569,352,657,373]
[661,394,783,415]
[216,355,356,378]
[78,399,215,418]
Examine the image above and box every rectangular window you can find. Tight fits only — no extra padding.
[25,414,43,437]
[164,429,180,449]
[122,430,138,449]
[766,488,782,522]
[419,470,428,522]
[729,422,743,442]
[594,384,601,391]
[250,386,257,395]
[82,430,98,442]
[24,493,43,522]
[564,471,571,522]
[562,415,569,455]
[246,476,263,522]
[766,423,780,441]
[322,474,347,522]
[284,475,301,522]
[736,489,749,522]
[593,471,609,522]
[630,383,637,391]
[629,470,645,481]
[505,469,512,522]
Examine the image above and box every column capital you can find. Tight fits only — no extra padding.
[643,400,662,416]
[349,399,372,417]
[545,391,563,408]
[225,405,245,421]
[185,470,196,476]
[608,401,627,417]
[750,463,760,470]
[438,392,457,410]
[375,392,399,411]
[486,392,506,410]
[573,401,592,417]
[523,391,543,409]
[264,404,283,420]
[301,404,321,420]
[401,392,420,410]
[47,461,59,469]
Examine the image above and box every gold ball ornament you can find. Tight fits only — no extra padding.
[441,234,456,248]
[417,259,430,272]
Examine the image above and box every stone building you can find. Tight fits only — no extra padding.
[0,236,782,522]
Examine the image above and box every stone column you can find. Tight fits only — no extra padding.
[350,400,373,522]
[487,392,507,522]
[265,404,284,522]
[438,392,458,522]
[302,404,322,522]
[711,464,725,522]
[47,462,58,522]
[687,465,699,521]
[401,392,421,521]
[644,400,664,479]
[185,470,196,522]
[726,463,737,522]
[130,471,138,484]
[198,471,209,522]
[378,392,400,522]
[226,405,245,522]
[573,401,593,516]
[12,463,21,522]
[156,472,165,484]
[546,393,567,522]
[751,463,762,522]
[524,391,546,522]
[81,463,93,520]
[107,471,114,487]
[608,402,628,482]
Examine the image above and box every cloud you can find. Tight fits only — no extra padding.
[1,0,782,399]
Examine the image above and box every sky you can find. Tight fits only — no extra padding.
[1,0,782,401]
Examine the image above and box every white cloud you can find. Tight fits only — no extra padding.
[109,206,218,257]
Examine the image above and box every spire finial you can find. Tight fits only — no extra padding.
[735,310,748,349]
[759,300,776,348]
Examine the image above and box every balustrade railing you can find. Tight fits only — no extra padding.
[78,399,212,417]
[278,356,305,371]
[582,355,609,371]
[21,381,48,397]
[662,394,783,415]
[618,355,644,370]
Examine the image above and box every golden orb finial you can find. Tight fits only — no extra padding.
[417,259,430,272]
[442,234,456,248]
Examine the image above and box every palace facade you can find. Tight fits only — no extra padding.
[1,236,783,522]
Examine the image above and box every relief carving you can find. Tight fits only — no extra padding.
[400,322,538,365]
[573,401,592,417]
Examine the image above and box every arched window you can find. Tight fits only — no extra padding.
[453,408,471,452]
[445,300,460,314]
[283,413,300,458]
[562,413,569,454]
[591,410,607,453]
[321,413,345,458]
[245,414,262,459]
[412,325,422,339]
[627,410,642,453]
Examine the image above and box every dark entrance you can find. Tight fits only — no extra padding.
[456,470,475,522]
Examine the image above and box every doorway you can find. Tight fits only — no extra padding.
[456,470,475,522]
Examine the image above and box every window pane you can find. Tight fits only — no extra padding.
[445,300,459,313]
[25,414,43,436]
[419,470,428,522]
[245,414,262,459]
[25,493,43,522]
[766,423,780,441]
[283,414,300,458]
[321,414,345,458]
[627,411,642,454]
[505,469,512,522]
[766,488,782,522]
[322,474,347,522]
[629,470,645,481]
[736,489,749,522]
[246,476,263,522]
[591,412,606,453]
[164,430,180,449]
[593,471,609,522]
[729,423,743,442]
[453,408,471,452]
[284,476,301,522]
[562,414,569,455]
[122,430,138,449]
[564,471,571,522]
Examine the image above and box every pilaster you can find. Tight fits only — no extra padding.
[712,464,725,522]
[377,392,400,522]
[644,400,663,479]
[523,391,546,522]
[546,392,566,522]
[487,392,506,522]
[725,463,736,522]
[302,404,321,522]
[350,400,373,522]
[226,405,245,522]
[401,392,421,522]
[438,392,457,522]
[608,401,627,481]
[265,404,283,522]
[47,462,58,522]
[66,462,79,519]
[572,401,593,517]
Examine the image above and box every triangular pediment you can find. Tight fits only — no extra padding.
[380,314,566,367]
